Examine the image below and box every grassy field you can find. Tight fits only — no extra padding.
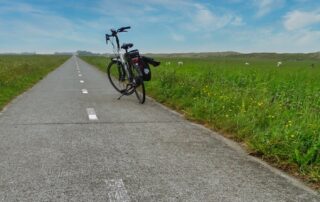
[81,54,320,187]
[0,55,69,110]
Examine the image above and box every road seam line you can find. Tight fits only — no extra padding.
[9,121,184,126]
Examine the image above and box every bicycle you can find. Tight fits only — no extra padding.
[105,26,160,104]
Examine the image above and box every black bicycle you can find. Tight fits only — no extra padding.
[105,26,160,104]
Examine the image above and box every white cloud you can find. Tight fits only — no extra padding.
[194,4,231,28]
[96,1,245,34]
[0,2,39,14]
[0,1,105,53]
[194,4,216,26]
[225,0,243,3]
[253,0,285,17]
[185,4,243,32]
[231,16,244,26]
[222,27,320,53]
[171,33,185,42]
[295,30,320,46]
[267,30,320,52]
[284,10,320,31]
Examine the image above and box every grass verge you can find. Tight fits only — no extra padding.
[0,55,69,110]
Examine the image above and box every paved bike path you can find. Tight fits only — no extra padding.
[0,56,318,201]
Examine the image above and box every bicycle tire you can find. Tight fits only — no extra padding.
[135,81,145,104]
[107,61,127,93]
[132,66,146,104]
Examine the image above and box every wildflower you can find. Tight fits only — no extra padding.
[258,102,263,106]
[285,120,292,128]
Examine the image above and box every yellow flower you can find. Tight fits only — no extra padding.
[258,102,263,106]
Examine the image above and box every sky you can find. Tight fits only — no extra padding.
[0,0,319,53]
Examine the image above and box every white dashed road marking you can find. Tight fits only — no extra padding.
[80,80,84,83]
[105,179,130,202]
[81,89,88,94]
[86,108,98,120]
[79,74,82,77]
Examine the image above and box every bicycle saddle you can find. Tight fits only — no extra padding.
[121,43,133,50]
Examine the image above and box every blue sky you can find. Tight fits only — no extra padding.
[0,0,319,53]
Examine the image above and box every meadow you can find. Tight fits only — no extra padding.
[81,54,320,187]
[0,55,69,110]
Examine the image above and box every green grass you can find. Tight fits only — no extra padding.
[81,55,320,186]
[0,55,69,110]
[81,55,108,72]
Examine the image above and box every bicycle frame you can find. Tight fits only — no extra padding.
[108,34,133,81]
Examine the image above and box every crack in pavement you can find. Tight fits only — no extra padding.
[0,120,184,126]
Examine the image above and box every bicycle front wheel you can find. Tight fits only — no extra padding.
[107,61,127,93]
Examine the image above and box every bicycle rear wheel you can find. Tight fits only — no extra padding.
[135,80,145,104]
[132,66,145,104]
[107,61,127,93]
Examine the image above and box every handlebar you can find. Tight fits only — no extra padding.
[108,26,131,37]
[105,34,110,44]
[106,26,131,47]
[118,26,131,32]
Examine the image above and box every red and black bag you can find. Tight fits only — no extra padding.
[126,50,160,81]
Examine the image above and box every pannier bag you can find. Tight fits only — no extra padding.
[125,49,140,60]
[125,50,161,81]
[126,50,151,81]
[140,60,151,81]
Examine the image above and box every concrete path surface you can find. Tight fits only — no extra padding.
[0,56,319,201]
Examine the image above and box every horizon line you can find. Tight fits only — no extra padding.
[0,51,319,55]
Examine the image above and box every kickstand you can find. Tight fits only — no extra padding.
[117,89,127,100]
[117,84,134,100]
[117,93,125,100]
